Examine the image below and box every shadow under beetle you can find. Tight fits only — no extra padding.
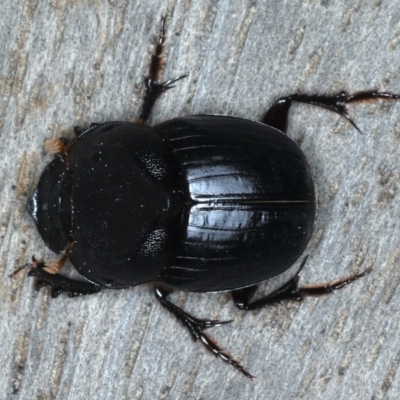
[18,18,400,378]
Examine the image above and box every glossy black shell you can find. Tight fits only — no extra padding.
[28,115,316,292]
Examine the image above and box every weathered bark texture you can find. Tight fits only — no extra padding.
[1,1,400,399]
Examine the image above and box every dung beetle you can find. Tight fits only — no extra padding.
[16,18,400,378]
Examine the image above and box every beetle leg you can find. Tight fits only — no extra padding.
[17,241,101,297]
[28,260,102,298]
[230,285,259,309]
[231,275,304,310]
[139,75,187,125]
[13,254,103,298]
[154,284,254,379]
[263,90,400,134]
[232,258,371,310]
[295,267,371,297]
[138,17,187,125]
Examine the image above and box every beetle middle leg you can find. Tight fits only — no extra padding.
[231,257,371,310]
[155,284,254,379]
[263,90,400,133]
[138,17,187,125]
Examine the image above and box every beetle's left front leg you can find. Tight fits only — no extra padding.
[12,241,101,298]
[28,258,102,298]
[9,255,101,298]
[155,284,254,379]
[232,257,371,310]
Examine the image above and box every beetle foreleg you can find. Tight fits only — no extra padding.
[231,257,371,310]
[263,90,400,134]
[22,241,102,297]
[28,262,102,298]
[154,284,254,379]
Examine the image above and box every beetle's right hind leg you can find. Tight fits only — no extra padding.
[138,17,187,125]
[231,257,371,310]
[263,90,400,133]
[154,284,254,379]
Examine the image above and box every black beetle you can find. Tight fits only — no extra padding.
[17,18,400,378]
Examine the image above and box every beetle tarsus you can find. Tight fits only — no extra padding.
[263,90,400,134]
[298,267,372,297]
[199,331,255,379]
[149,15,167,79]
[155,284,253,378]
[232,257,371,309]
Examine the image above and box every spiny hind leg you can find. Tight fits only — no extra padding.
[262,90,400,133]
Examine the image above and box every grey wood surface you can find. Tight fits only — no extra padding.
[1,1,400,399]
